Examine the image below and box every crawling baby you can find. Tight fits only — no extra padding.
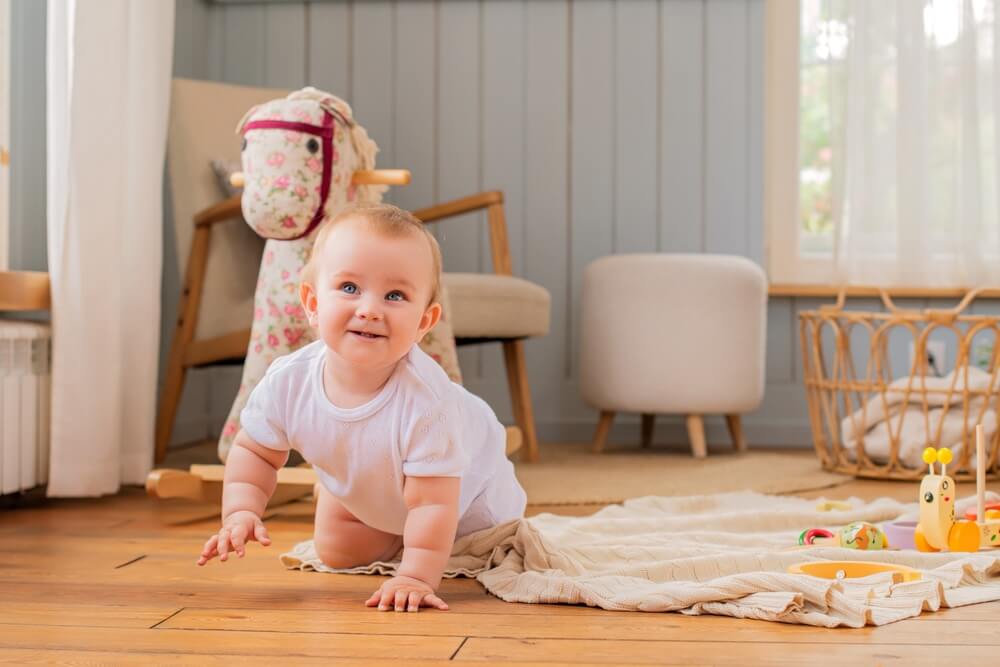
[197,203,526,612]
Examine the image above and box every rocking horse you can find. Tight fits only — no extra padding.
[147,88,521,505]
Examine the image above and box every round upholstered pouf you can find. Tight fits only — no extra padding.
[578,254,767,457]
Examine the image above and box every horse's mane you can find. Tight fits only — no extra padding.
[288,87,386,204]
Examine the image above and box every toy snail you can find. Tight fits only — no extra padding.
[914,425,1000,552]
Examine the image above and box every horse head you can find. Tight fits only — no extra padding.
[234,87,384,240]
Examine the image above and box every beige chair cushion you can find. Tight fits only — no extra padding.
[168,78,288,341]
[442,273,550,339]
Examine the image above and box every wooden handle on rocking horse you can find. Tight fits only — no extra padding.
[352,169,412,186]
[228,169,412,189]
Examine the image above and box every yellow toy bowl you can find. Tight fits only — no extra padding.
[788,560,922,583]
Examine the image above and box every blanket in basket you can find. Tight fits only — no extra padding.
[280,491,1000,627]
[840,365,999,468]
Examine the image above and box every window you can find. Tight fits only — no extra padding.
[766,0,818,284]
[767,0,850,283]
[766,0,1000,287]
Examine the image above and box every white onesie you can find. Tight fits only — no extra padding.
[240,339,526,537]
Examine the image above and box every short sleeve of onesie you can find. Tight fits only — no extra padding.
[239,373,291,451]
[401,402,469,477]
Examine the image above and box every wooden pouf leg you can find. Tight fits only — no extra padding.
[592,411,616,454]
[725,414,747,452]
[685,414,707,459]
[641,414,655,448]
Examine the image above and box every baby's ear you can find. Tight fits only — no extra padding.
[299,282,318,323]
[417,302,443,340]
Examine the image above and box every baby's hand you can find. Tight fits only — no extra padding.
[197,510,271,566]
[365,575,449,612]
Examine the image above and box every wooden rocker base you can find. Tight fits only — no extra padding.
[145,465,316,506]
[147,426,524,505]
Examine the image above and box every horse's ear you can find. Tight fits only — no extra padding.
[234,105,260,134]
[319,97,354,128]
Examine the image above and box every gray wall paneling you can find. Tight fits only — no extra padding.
[307,1,351,97]
[523,0,572,423]
[659,0,703,254]
[222,4,267,85]
[165,0,987,451]
[615,0,659,255]
[391,1,435,214]
[747,0,765,265]
[704,0,748,257]
[351,1,394,169]
[436,1,486,385]
[264,4,307,88]
[568,0,614,404]
[478,0,526,419]
[8,0,47,273]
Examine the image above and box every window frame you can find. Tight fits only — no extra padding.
[766,0,837,285]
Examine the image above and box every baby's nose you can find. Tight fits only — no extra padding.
[356,301,383,320]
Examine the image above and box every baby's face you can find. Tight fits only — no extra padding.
[302,218,441,371]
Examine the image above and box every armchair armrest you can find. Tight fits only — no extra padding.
[412,191,512,276]
[411,191,503,223]
[194,195,243,228]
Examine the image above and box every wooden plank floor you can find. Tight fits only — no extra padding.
[2,453,999,665]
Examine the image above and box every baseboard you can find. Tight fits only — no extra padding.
[533,416,814,449]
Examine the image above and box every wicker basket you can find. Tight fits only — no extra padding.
[799,288,1000,481]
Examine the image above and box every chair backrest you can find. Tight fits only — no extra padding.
[167,78,288,340]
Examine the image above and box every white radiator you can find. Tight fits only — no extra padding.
[0,319,50,494]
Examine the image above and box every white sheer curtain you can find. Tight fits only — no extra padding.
[828,0,1000,286]
[46,1,174,495]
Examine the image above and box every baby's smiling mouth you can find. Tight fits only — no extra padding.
[349,330,385,339]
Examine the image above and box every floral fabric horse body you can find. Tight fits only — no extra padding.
[218,88,462,461]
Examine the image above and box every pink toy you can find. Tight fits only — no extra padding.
[883,521,917,550]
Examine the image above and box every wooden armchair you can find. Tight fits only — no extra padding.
[156,190,550,466]
[412,191,549,463]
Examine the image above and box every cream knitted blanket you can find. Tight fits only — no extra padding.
[839,365,999,468]
[280,491,1000,627]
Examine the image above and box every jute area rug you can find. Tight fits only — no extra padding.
[513,443,851,505]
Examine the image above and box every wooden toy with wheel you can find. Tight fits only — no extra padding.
[146,426,522,505]
[914,424,1000,552]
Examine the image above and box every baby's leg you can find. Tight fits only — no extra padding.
[314,485,402,569]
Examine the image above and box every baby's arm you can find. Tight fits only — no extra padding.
[399,476,460,588]
[366,476,460,611]
[197,429,289,565]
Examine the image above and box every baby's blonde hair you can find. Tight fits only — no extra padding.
[302,203,442,305]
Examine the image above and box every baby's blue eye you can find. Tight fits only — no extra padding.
[386,290,406,302]
[340,282,358,294]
